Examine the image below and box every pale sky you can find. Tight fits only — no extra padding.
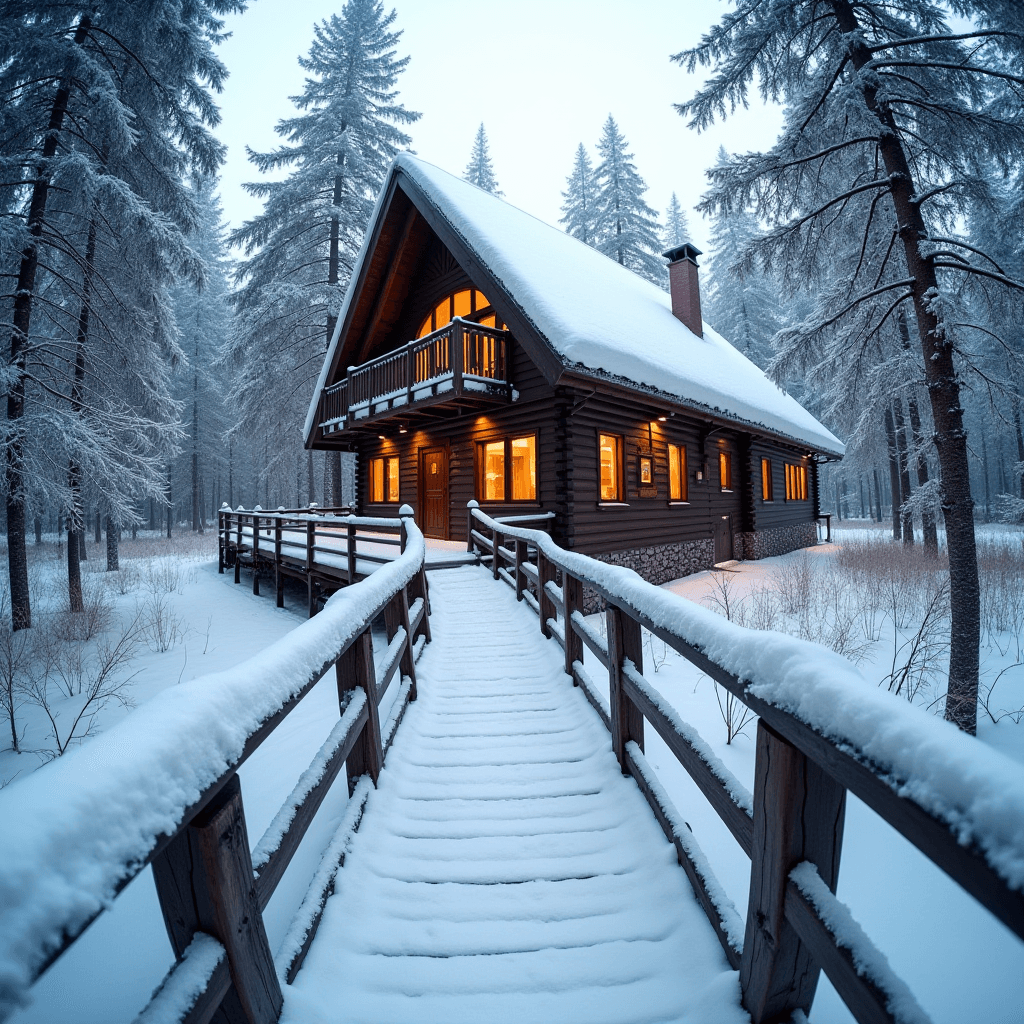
[215,0,784,252]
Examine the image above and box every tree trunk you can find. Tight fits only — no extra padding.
[1015,405,1024,500]
[105,514,118,571]
[94,506,101,544]
[858,475,866,519]
[907,394,938,554]
[166,465,173,539]
[883,407,902,542]
[873,467,883,523]
[67,517,83,615]
[833,0,980,732]
[981,432,992,522]
[33,517,41,545]
[330,450,342,507]
[892,399,914,546]
[4,16,92,630]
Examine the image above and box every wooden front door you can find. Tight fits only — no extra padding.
[714,515,734,563]
[420,447,449,539]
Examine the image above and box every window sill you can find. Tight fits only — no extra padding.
[668,501,690,506]
[721,488,733,493]
[762,499,774,504]
[598,501,630,508]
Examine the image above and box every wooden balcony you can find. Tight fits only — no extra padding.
[317,319,513,434]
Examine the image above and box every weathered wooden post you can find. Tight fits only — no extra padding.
[562,570,583,680]
[605,604,645,771]
[336,629,383,794]
[217,506,226,574]
[251,513,260,596]
[466,499,479,553]
[740,721,846,1023]
[346,521,356,583]
[234,511,243,585]
[274,516,283,608]
[151,774,283,1024]
[491,523,500,581]
[452,317,464,395]
[538,548,557,638]
[306,516,316,617]
[514,538,526,601]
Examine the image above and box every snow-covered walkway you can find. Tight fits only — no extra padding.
[281,565,745,1024]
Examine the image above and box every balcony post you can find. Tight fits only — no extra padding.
[452,319,464,395]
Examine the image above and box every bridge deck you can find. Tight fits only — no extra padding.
[282,566,745,1024]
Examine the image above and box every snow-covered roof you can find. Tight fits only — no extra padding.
[307,155,844,456]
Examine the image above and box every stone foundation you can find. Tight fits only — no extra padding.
[580,537,715,612]
[738,522,819,560]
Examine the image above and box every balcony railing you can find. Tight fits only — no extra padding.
[318,319,511,432]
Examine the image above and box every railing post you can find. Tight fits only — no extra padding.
[234,514,242,585]
[452,318,464,394]
[336,629,384,793]
[562,571,583,680]
[740,720,846,1023]
[492,524,500,580]
[385,587,418,701]
[306,518,316,617]
[151,774,283,1024]
[514,538,526,601]
[251,515,260,596]
[538,549,556,637]
[347,521,356,583]
[274,517,283,609]
[218,509,225,574]
[605,604,645,771]
[466,500,479,553]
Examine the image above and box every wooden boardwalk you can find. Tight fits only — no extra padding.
[282,566,744,1024]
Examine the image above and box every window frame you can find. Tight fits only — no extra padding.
[368,455,400,504]
[475,431,539,503]
[416,287,505,339]
[719,450,733,492]
[598,432,624,503]
[761,457,774,502]
[668,442,688,502]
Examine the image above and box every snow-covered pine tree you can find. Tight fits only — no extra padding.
[702,151,782,370]
[675,0,1024,733]
[463,123,502,195]
[662,192,691,250]
[0,1,239,626]
[229,0,419,506]
[172,178,232,536]
[593,116,664,286]
[559,143,598,244]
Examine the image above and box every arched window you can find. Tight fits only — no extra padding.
[416,287,505,338]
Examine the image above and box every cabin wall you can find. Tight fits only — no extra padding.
[744,439,820,559]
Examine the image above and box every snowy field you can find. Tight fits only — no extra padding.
[2,524,1023,1022]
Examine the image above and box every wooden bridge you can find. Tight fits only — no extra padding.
[1,508,1022,1024]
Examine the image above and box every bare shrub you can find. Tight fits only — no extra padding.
[773,555,814,616]
[714,683,757,745]
[143,560,185,596]
[0,588,32,753]
[107,561,142,596]
[54,579,112,642]
[882,573,950,702]
[138,592,189,652]
[701,570,742,622]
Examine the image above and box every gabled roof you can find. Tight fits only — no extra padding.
[305,154,844,457]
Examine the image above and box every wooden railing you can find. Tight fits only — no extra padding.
[318,319,510,429]
[469,504,1024,1024]
[0,516,430,1024]
[218,506,413,616]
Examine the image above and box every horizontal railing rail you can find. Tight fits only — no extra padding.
[469,504,1024,1024]
[0,516,432,1024]
[318,320,512,430]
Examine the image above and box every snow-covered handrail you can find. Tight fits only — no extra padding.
[470,504,1022,1024]
[0,516,431,1024]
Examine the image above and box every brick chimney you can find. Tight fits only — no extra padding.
[663,243,703,338]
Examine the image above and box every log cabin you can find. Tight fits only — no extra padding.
[304,155,844,586]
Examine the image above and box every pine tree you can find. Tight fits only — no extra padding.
[560,143,598,244]
[675,0,1024,733]
[702,151,782,368]
[593,116,664,286]
[463,123,502,195]
[0,1,239,627]
[662,192,691,249]
[229,0,419,504]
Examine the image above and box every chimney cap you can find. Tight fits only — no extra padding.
[662,242,703,264]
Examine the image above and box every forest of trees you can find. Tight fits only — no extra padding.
[2,1,1023,732]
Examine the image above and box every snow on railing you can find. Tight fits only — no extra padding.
[0,516,431,1023]
[469,503,1024,1024]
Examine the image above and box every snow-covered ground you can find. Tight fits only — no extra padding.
[3,525,1023,1022]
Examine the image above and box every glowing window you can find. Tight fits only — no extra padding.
[369,456,400,503]
[719,451,732,491]
[416,288,502,338]
[785,463,807,501]
[761,458,773,501]
[511,436,536,500]
[483,440,505,501]
[669,443,687,501]
[600,434,621,501]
